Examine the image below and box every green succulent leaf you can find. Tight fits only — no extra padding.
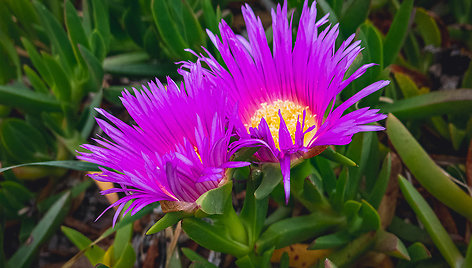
[20,38,53,86]
[381,90,472,119]
[255,163,284,200]
[8,192,71,268]
[398,176,463,267]
[414,8,441,47]
[383,0,414,67]
[407,242,431,262]
[373,231,410,260]
[33,1,76,74]
[309,230,351,250]
[181,248,218,268]
[340,0,370,36]
[61,226,105,266]
[256,212,344,254]
[0,160,100,173]
[367,153,392,209]
[182,217,250,257]
[387,114,472,221]
[0,85,61,112]
[65,0,90,52]
[78,44,104,93]
[0,118,49,162]
[319,147,357,167]
[151,0,189,59]
[146,211,184,235]
[181,0,206,50]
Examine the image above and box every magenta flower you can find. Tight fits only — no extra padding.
[181,0,389,201]
[78,65,249,223]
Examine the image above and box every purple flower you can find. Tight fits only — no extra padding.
[78,65,249,224]
[181,0,389,202]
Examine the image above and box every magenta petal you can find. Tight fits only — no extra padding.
[280,156,291,205]
[179,0,390,202]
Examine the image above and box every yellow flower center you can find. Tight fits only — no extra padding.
[246,100,317,148]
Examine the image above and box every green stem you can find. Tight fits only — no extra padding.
[399,175,463,268]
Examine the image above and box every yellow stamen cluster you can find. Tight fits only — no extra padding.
[247,100,317,148]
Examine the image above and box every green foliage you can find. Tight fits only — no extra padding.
[8,192,71,268]
[399,176,464,267]
[1,0,472,267]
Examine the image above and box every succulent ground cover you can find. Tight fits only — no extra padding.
[1,0,472,267]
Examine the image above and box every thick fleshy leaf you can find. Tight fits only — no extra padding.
[42,53,71,102]
[196,181,232,215]
[65,0,90,54]
[394,72,420,99]
[254,164,283,200]
[79,45,104,93]
[415,8,441,47]
[202,0,218,34]
[146,211,184,235]
[309,231,351,250]
[91,0,110,50]
[387,114,472,221]
[0,30,20,79]
[0,85,61,112]
[181,0,206,50]
[8,192,71,268]
[407,242,431,262]
[181,248,218,268]
[182,217,250,257]
[113,244,136,268]
[20,38,53,86]
[358,200,381,233]
[346,132,375,200]
[367,153,392,208]
[311,157,336,197]
[122,2,146,46]
[387,217,431,244]
[319,147,357,167]
[331,167,348,210]
[339,0,370,36]
[79,90,103,139]
[90,30,106,62]
[0,118,49,162]
[0,160,100,173]
[398,175,464,267]
[463,240,472,268]
[23,65,48,94]
[256,212,344,254]
[61,226,105,266]
[151,0,188,59]
[239,177,269,247]
[0,181,34,219]
[113,222,133,261]
[383,0,414,67]
[373,231,410,260]
[64,204,157,267]
[317,0,339,26]
[103,62,177,77]
[325,232,376,267]
[381,90,472,119]
[33,1,76,74]
[462,62,472,88]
